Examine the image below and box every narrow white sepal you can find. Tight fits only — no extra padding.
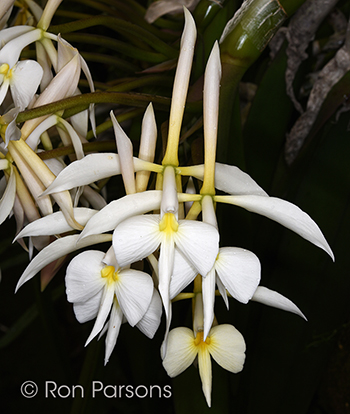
[202,268,216,341]
[198,346,212,408]
[0,165,16,225]
[80,191,162,239]
[85,284,115,346]
[111,111,136,194]
[220,195,334,260]
[190,163,268,196]
[41,153,121,195]
[158,234,175,321]
[14,208,97,241]
[216,277,229,309]
[104,301,123,365]
[251,286,307,320]
[15,234,112,292]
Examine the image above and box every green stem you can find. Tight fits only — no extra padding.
[16,91,172,123]
[217,0,306,166]
[64,33,168,63]
[80,51,139,72]
[17,92,202,123]
[49,15,178,59]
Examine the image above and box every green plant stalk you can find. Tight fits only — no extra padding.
[49,15,178,59]
[17,91,202,123]
[64,33,168,63]
[16,91,171,123]
[217,0,307,166]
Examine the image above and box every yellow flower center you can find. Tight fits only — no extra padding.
[0,63,11,77]
[194,330,211,349]
[159,212,179,234]
[101,265,119,284]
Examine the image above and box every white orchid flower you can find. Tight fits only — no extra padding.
[162,293,246,407]
[0,59,43,110]
[112,166,220,323]
[65,248,154,362]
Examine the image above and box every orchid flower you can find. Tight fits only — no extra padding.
[162,292,246,407]
[112,166,219,326]
[65,248,155,364]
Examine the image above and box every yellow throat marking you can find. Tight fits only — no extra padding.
[159,212,179,234]
[101,265,119,284]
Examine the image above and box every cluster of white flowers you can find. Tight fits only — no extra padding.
[0,2,334,407]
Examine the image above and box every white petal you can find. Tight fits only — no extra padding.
[216,277,229,309]
[215,247,261,304]
[162,327,197,376]
[82,186,107,210]
[111,111,136,194]
[58,117,84,160]
[136,288,162,338]
[80,190,161,239]
[33,51,80,106]
[202,268,216,341]
[70,107,88,138]
[251,286,307,320]
[0,79,10,108]
[41,153,121,195]
[217,195,334,260]
[73,290,103,323]
[136,103,157,192]
[15,234,112,292]
[115,268,154,327]
[0,165,16,225]
[113,214,162,267]
[104,300,123,365]
[163,7,196,165]
[14,208,97,240]
[158,234,175,321]
[0,26,35,46]
[65,250,106,303]
[170,248,197,300]
[85,284,114,345]
[182,163,268,196]
[175,220,219,277]
[198,346,212,407]
[208,324,246,373]
[10,60,43,110]
[25,114,58,150]
[0,28,42,68]
[3,108,21,146]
